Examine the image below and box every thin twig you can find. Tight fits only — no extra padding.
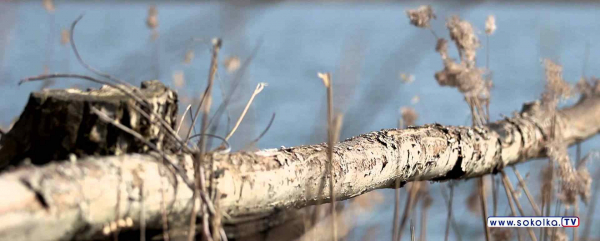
[243,113,276,149]
[70,15,135,89]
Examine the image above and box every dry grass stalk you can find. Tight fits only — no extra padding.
[225,82,267,141]
[512,167,542,216]
[500,171,522,241]
[479,177,492,241]
[318,72,341,241]
[397,182,422,241]
[188,38,222,241]
[500,171,537,241]
[419,182,432,241]
[394,107,419,240]
[440,183,462,241]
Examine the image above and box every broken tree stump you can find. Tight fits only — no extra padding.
[0,80,178,169]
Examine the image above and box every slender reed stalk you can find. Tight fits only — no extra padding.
[511,167,541,216]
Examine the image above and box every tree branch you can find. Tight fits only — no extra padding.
[1,92,599,240]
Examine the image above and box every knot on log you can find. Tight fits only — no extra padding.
[0,80,178,169]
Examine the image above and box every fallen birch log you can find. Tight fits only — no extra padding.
[0,88,599,240]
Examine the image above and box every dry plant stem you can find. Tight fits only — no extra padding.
[443,184,453,241]
[392,179,402,241]
[224,83,266,141]
[491,175,498,216]
[581,174,599,241]
[501,171,537,241]
[410,220,415,241]
[70,15,134,89]
[397,182,421,241]
[243,113,276,149]
[185,38,221,143]
[501,171,523,241]
[3,93,600,240]
[478,177,491,241]
[177,104,193,135]
[511,166,541,216]
[189,39,221,241]
[419,201,428,241]
[207,40,263,134]
[312,72,338,241]
[573,201,578,241]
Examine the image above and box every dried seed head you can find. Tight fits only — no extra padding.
[400,107,418,126]
[435,38,449,59]
[446,15,480,67]
[406,5,436,28]
[576,77,600,98]
[146,6,158,29]
[223,56,241,73]
[485,15,496,35]
[172,70,185,88]
[183,50,194,64]
[43,0,55,13]
[542,59,572,109]
[399,73,415,84]
[60,29,70,46]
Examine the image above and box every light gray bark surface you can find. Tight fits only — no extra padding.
[0,92,599,240]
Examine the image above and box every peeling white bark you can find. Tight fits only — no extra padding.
[0,94,599,241]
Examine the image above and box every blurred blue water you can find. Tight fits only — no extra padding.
[1,1,599,240]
